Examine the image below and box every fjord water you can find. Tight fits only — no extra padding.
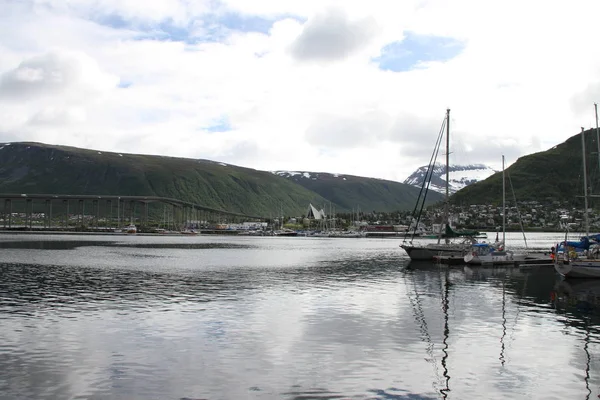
[0,233,598,400]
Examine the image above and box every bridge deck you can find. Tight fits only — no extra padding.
[0,193,265,220]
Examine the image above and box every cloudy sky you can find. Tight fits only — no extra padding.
[1,0,599,182]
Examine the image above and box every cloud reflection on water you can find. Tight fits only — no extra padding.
[0,235,598,399]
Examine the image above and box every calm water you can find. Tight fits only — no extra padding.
[0,232,599,400]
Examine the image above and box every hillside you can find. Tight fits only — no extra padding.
[273,171,443,212]
[0,142,327,217]
[403,164,497,194]
[450,128,600,206]
[0,142,434,216]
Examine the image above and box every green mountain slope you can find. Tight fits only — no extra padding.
[451,128,600,206]
[0,142,433,216]
[0,142,328,216]
[273,171,443,212]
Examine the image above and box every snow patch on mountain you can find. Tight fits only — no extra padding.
[273,171,343,180]
[403,164,498,194]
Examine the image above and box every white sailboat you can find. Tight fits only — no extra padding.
[464,155,527,265]
[555,108,600,278]
[401,109,480,261]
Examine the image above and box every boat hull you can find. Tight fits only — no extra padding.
[464,252,527,266]
[401,244,469,261]
[555,260,600,278]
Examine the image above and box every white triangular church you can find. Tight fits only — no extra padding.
[306,204,326,220]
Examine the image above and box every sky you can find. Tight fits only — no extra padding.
[1,0,599,182]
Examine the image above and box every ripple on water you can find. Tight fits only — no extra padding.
[0,234,599,399]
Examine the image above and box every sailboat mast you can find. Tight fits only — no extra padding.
[502,155,506,245]
[594,103,600,183]
[444,109,450,244]
[582,127,590,236]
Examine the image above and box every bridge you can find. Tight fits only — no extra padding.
[0,193,266,231]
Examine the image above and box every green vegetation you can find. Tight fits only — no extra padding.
[451,128,600,207]
[280,172,442,213]
[0,142,438,216]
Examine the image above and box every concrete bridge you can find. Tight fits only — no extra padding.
[0,193,266,231]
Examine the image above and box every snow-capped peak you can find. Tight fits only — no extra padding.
[403,163,498,194]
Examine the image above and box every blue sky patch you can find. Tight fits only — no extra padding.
[218,12,276,35]
[92,13,130,29]
[89,8,299,44]
[374,32,465,72]
[205,116,232,133]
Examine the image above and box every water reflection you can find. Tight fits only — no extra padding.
[551,279,600,400]
[0,235,598,399]
[0,239,254,250]
[440,270,450,399]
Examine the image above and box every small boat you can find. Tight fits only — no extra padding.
[126,224,137,234]
[340,231,366,238]
[273,229,298,237]
[554,119,600,278]
[464,242,526,265]
[464,155,527,265]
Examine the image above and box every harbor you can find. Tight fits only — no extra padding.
[1,1,599,397]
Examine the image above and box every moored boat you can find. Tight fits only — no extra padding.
[553,119,600,279]
[401,109,482,261]
[554,238,600,278]
[273,229,298,237]
[464,242,527,265]
[401,234,478,261]
[555,259,600,278]
[464,155,528,265]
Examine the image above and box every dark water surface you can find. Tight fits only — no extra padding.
[0,233,599,399]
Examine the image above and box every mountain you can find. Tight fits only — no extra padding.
[0,142,327,217]
[403,164,497,194]
[450,128,600,206]
[273,171,443,212]
[0,142,435,216]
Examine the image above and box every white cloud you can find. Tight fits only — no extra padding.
[289,9,379,62]
[0,0,599,182]
[0,51,118,101]
[29,106,88,126]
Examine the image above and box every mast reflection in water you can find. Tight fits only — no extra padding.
[0,233,598,399]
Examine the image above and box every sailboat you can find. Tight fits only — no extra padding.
[401,109,481,261]
[464,155,527,265]
[555,108,600,278]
